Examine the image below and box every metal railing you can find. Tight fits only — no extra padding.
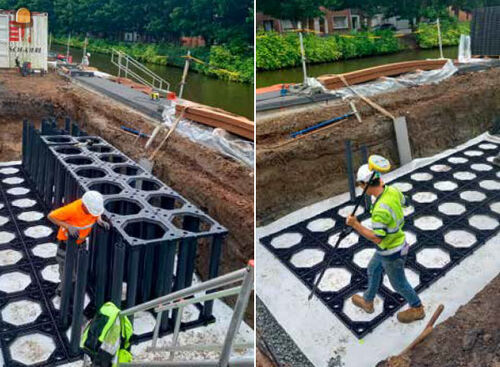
[117,262,254,367]
[111,49,170,93]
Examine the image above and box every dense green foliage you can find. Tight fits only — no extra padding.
[257,0,342,21]
[259,0,498,26]
[0,0,253,45]
[256,31,402,70]
[0,0,253,83]
[417,21,470,48]
[53,36,253,83]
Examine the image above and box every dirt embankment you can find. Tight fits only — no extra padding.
[256,68,500,225]
[0,70,254,324]
[379,274,500,367]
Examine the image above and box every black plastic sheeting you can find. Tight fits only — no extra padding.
[471,6,500,56]
[260,140,500,338]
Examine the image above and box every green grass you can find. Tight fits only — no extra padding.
[52,36,253,83]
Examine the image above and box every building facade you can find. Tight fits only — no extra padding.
[256,8,363,34]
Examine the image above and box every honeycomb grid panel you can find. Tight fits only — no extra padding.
[260,140,500,338]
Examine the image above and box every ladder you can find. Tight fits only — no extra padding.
[111,49,170,94]
[116,262,255,367]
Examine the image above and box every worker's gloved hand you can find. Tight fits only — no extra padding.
[66,226,80,239]
[98,218,111,231]
[346,215,358,227]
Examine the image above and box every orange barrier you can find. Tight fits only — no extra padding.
[256,83,293,95]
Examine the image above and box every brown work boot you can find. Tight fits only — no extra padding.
[351,294,374,314]
[397,305,425,323]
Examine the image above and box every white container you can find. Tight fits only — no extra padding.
[0,10,48,71]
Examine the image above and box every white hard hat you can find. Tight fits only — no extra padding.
[356,164,379,184]
[82,191,104,216]
[86,53,91,57]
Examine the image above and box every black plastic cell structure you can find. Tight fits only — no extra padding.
[260,140,500,338]
[17,118,228,359]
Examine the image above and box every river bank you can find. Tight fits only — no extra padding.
[257,46,459,87]
[51,44,254,119]
[52,36,254,84]
[257,20,469,87]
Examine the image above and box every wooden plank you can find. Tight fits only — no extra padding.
[318,60,448,90]
[181,112,254,140]
[182,107,253,131]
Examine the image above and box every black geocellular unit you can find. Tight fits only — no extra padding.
[471,6,500,56]
[3,117,228,365]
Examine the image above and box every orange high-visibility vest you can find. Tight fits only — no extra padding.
[49,199,98,244]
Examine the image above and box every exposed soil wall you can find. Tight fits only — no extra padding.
[0,70,254,324]
[378,274,500,367]
[256,68,500,225]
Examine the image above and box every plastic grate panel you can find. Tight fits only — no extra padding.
[260,140,500,338]
[0,163,79,365]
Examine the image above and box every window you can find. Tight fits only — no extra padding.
[351,15,360,30]
[333,16,348,29]
[263,20,274,32]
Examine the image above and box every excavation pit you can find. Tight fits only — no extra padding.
[259,138,500,340]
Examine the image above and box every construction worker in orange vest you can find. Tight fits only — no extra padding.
[47,191,111,295]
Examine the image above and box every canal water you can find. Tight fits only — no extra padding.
[257,46,459,88]
[52,44,254,119]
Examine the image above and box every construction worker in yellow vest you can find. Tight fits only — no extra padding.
[346,164,425,323]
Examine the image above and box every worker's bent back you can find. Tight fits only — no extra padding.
[49,199,98,244]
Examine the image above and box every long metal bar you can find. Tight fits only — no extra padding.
[119,358,254,367]
[437,18,444,59]
[155,287,242,313]
[178,50,191,99]
[120,268,246,316]
[151,310,163,350]
[298,21,308,86]
[345,140,356,202]
[361,145,370,211]
[148,342,254,353]
[219,266,254,367]
[111,50,170,91]
[169,306,184,361]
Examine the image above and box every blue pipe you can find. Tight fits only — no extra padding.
[121,125,151,138]
[290,112,354,138]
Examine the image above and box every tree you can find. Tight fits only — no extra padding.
[257,0,340,21]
